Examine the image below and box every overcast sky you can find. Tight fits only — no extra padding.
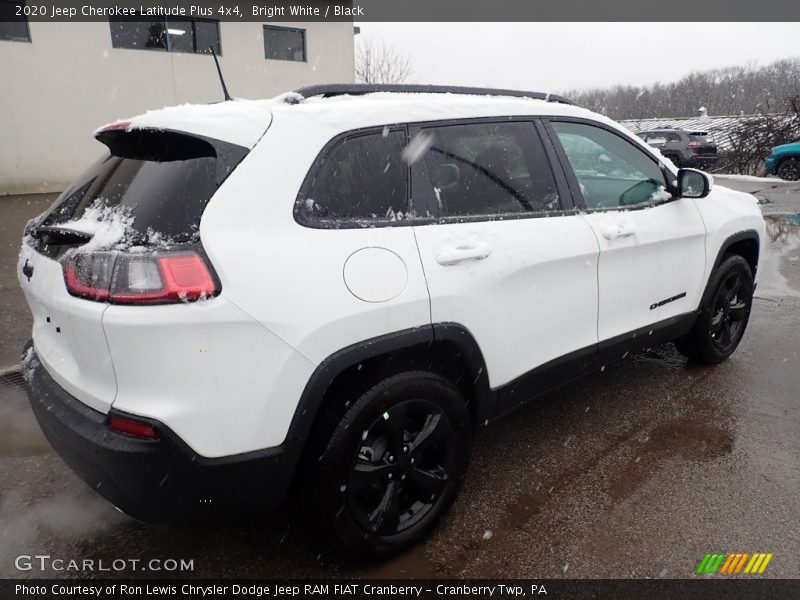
[356,23,800,93]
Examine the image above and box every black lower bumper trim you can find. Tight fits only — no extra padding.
[23,343,301,523]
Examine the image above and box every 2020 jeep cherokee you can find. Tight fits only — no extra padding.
[637,128,719,169]
[19,84,765,557]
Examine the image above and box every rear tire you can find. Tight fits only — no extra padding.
[308,371,472,559]
[676,255,754,364]
[777,158,800,181]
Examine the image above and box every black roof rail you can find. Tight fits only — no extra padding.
[292,83,575,105]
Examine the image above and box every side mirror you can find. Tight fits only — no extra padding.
[678,168,713,198]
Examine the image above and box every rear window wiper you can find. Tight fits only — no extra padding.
[30,225,93,246]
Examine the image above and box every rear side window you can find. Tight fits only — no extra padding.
[413,121,560,218]
[40,130,246,243]
[640,131,679,143]
[296,130,409,226]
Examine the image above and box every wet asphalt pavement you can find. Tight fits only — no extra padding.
[0,180,798,579]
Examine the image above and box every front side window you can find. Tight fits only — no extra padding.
[0,1,30,42]
[110,18,221,54]
[639,131,666,145]
[552,121,669,209]
[264,25,306,61]
[413,121,560,218]
[297,131,408,225]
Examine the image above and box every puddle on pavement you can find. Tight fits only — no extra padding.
[782,213,800,225]
[607,417,733,502]
[766,214,800,240]
[501,489,547,531]
[758,217,800,299]
[0,376,50,456]
[365,541,440,578]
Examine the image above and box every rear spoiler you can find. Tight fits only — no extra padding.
[94,126,249,185]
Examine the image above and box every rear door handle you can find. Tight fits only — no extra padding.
[602,224,637,240]
[436,244,492,266]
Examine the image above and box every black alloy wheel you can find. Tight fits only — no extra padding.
[308,371,472,558]
[347,398,454,536]
[676,255,754,364]
[777,159,800,181]
[709,270,749,354]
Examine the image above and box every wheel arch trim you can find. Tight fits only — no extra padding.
[285,323,492,446]
[712,229,760,273]
[702,229,761,309]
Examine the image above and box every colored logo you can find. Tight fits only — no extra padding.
[696,552,773,575]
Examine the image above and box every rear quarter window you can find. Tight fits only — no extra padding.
[295,129,409,227]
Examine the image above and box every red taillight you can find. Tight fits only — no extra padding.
[98,121,131,133]
[63,252,113,301]
[109,414,159,440]
[687,141,703,147]
[111,253,218,304]
[63,250,219,305]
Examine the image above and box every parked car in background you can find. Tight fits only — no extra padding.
[765,140,800,180]
[638,129,718,169]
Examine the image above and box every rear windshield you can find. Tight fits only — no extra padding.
[39,130,247,243]
[689,133,713,144]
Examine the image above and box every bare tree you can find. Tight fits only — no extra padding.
[717,97,800,175]
[565,57,800,120]
[355,36,412,85]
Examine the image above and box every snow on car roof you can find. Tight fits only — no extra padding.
[96,90,613,149]
[273,91,601,130]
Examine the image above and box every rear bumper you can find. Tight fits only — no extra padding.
[24,343,302,522]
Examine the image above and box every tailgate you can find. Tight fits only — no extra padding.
[19,243,116,413]
[17,106,267,414]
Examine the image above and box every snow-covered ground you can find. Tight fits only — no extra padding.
[714,174,785,183]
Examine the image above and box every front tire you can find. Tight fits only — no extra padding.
[309,371,472,558]
[676,255,754,364]
[777,158,800,181]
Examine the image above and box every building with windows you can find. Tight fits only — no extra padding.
[0,5,355,194]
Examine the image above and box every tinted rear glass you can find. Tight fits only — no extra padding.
[40,130,246,243]
[414,121,560,217]
[689,134,712,144]
[297,130,409,225]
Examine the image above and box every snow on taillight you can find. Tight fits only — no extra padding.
[63,250,219,305]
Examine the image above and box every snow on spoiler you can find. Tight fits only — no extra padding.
[95,99,275,149]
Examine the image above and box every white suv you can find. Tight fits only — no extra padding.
[19,84,765,557]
